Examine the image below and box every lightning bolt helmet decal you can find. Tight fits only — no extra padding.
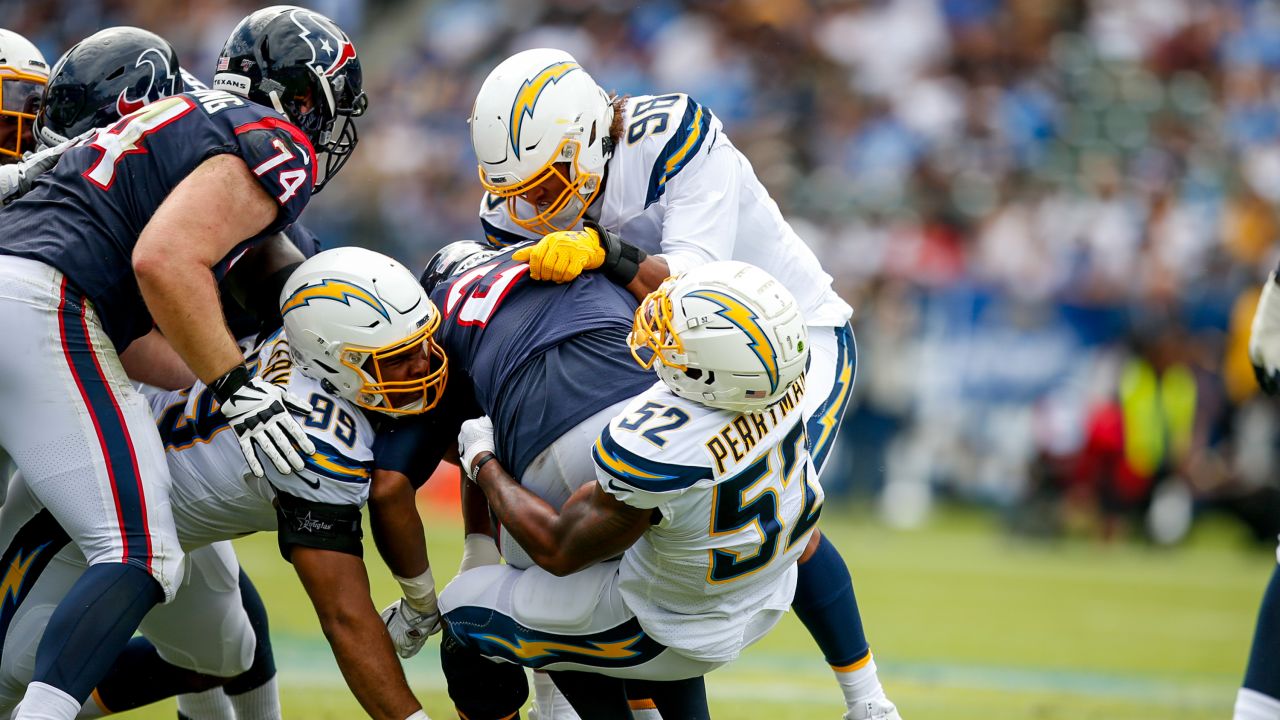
[686,288,781,393]
[507,61,580,160]
[281,278,390,321]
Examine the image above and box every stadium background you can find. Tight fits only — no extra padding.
[8,0,1280,717]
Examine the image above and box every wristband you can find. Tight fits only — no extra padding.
[210,364,250,403]
[470,452,497,480]
[586,220,647,285]
[404,711,428,720]
[393,567,438,615]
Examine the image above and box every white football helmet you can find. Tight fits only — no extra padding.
[0,29,49,160]
[470,48,614,235]
[630,261,809,413]
[280,247,448,416]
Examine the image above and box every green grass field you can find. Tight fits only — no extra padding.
[113,504,1273,719]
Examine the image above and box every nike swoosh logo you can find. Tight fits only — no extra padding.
[607,478,630,494]
[299,474,321,490]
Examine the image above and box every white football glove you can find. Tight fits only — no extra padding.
[458,416,496,480]
[1251,273,1280,395]
[380,597,442,659]
[0,131,92,205]
[212,367,315,477]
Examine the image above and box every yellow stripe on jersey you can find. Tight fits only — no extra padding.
[594,436,666,480]
[660,104,704,180]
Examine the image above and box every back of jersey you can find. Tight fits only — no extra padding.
[0,89,315,351]
[146,330,374,549]
[593,377,824,663]
[428,247,654,474]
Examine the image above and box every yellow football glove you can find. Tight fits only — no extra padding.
[512,227,606,283]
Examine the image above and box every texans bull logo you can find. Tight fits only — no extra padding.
[288,8,357,77]
[116,47,179,117]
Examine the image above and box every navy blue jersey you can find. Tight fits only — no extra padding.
[0,89,316,351]
[222,222,322,340]
[423,250,655,478]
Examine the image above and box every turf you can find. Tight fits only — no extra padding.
[110,504,1272,719]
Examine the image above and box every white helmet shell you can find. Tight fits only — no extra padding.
[0,29,48,80]
[470,48,614,234]
[631,261,809,413]
[280,247,448,416]
[0,29,48,159]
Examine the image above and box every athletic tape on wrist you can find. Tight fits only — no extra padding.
[393,568,437,614]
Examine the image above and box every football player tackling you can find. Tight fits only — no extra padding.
[470,48,892,719]
[444,262,816,720]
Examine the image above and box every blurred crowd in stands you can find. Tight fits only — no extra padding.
[14,0,1280,544]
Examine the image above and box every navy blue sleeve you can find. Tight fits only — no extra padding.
[284,222,322,258]
[373,374,481,486]
[232,117,316,233]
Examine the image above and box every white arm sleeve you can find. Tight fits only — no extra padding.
[656,144,743,277]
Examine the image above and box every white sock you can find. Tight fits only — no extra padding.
[834,654,886,708]
[529,671,581,720]
[227,675,282,720]
[1236,688,1280,720]
[14,682,81,720]
[176,688,235,720]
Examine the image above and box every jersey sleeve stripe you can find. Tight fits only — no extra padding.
[592,426,710,492]
[481,217,535,248]
[233,116,317,172]
[644,97,712,208]
[304,437,371,483]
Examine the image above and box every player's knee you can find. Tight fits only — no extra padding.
[156,617,256,678]
[440,632,528,719]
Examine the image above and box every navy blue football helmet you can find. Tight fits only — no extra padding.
[34,26,183,147]
[420,241,502,295]
[215,6,366,192]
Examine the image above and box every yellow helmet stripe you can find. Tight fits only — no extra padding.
[281,279,389,321]
[687,289,780,393]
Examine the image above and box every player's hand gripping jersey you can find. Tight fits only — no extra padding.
[593,375,824,663]
[146,329,373,557]
[478,93,852,329]
[0,89,316,351]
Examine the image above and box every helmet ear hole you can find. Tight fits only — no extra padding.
[683,367,702,380]
[313,358,340,376]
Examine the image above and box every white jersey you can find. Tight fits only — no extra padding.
[592,376,823,662]
[479,93,853,328]
[145,330,375,550]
